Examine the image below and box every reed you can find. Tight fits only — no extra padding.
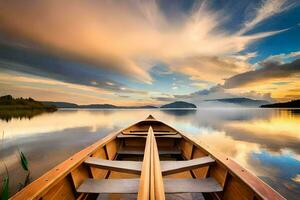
[0,131,31,200]
[1,173,9,200]
[18,149,30,189]
[1,132,9,200]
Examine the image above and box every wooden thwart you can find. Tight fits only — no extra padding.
[164,178,223,193]
[85,157,142,174]
[77,178,222,194]
[117,134,182,139]
[77,179,139,194]
[161,156,215,175]
[85,156,214,176]
[122,131,177,135]
[117,147,181,155]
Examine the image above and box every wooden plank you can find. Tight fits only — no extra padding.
[223,175,255,200]
[43,177,76,200]
[77,178,223,195]
[117,146,181,155]
[124,138,146,147]
[209,162,228,188]
[85,157,142,174]
[191,148,210,179]
[165,193,205,200]
[164,171,193,179]
[125,130,175,133]
[161,156,215,175]
[108,171,139,179]
[123,131,177,135]
[150,129,155,200]
[96,194,137,200]
[137,125,152,200]
[70,164,90,189]
[192,147,207,158]
[117,134,182,139]
[121,119,178,135]
[86,157,214,176]
[156,138,176,148]
[164,177,223,193]
[151,127,166,199]
[180,139,193,159]
[117,147,146,155]
[90,148,108,179]
[92,148,107,159]
[77,179,139,194]
[105,140,117,160]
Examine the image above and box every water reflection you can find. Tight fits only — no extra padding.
[0,109,55,122]
[0,108,299,199]
[161,109,196,116]
[289,109,300,116]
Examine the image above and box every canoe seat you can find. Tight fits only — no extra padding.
[77,179,139,194]
[77,177,222,194]
[161,156,215,175]
[117,133,182,139]
[122,131,177,135]
[97,193,205,200]
[84,156,214,175]
[164,178,223,193]
[85,157,142,174]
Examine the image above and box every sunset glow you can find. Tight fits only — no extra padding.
[0,0,300,105]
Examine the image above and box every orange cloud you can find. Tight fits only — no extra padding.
[0,0,288,85]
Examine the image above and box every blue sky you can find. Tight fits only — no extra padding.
[0,0,299,105]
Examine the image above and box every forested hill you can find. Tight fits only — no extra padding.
[0,95,57,111]
[261,100,300,108]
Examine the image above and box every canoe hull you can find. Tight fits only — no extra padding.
[11,116,284,200]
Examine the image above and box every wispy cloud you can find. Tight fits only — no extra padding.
[240,0,291,34]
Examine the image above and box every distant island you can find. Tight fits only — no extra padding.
[160,101,197,109]
[261,99,300,108]
[42,100,197,109]
[205,97,270,107]
[1,95,197,111]
[42,101,158,109]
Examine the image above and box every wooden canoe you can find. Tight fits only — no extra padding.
[11,115,285,200]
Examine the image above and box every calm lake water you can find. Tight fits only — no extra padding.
[0,108,300,199]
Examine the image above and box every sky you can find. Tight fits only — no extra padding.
[0,0,300,106]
